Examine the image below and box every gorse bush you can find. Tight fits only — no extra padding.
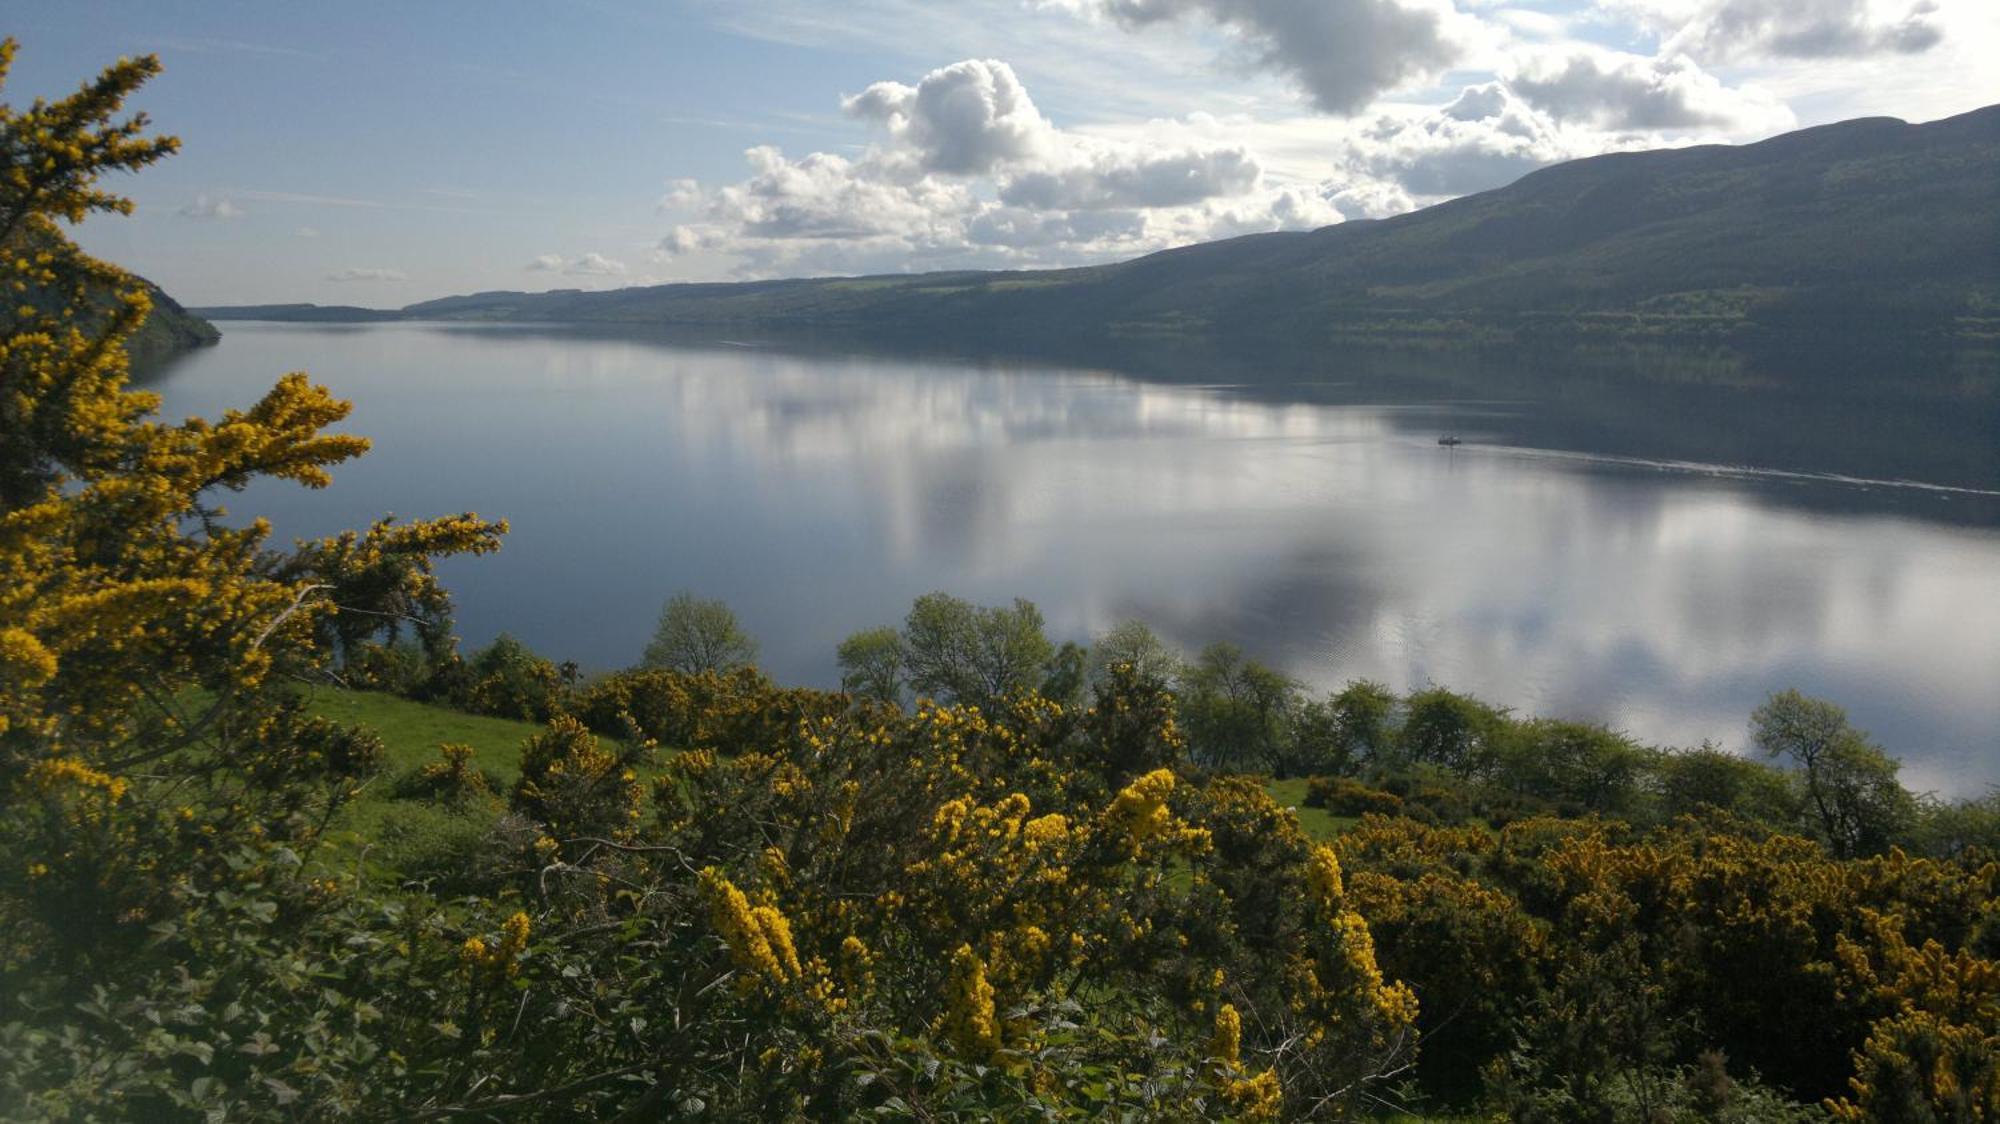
[1338,814,2000,1116]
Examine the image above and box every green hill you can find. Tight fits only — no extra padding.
[195,105,1999,381]
[127,273,221,367]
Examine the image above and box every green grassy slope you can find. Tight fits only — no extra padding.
[296,690,552,878]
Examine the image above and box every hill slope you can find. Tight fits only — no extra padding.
[197,106,2000,364]
[128,275,221,367]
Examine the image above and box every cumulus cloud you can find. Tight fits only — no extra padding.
[657,178,702,212]
[660,58,1290,276]
[999,146,1260,209]
[294,226,320,238]
[1068,0,1468,114]
[1338,83,1582,199]
[1626,0,1945,61]
[179,193,242,219]
[843,58,1056,173]
[651,32,1817,282]
[1508,51,1793,131]
[526,253,564,272]
[325,267,407,282]
[707,147,977,242]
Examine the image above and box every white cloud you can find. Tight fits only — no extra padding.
[1490,7,1570,39]
[661,58,1293,277]
[1336,84,1585,199]
[294,226,320,238]
[707,146,978,242]
[999,146,1260,209]
[843,58,1057,174]
[179,193,242,220]
[1058,0,1472,114]
[325,267,408,282]
[527,253,632,275]
[965,206,1148,248]
[658,178,703,212]
[565,252,629,276]
[1507,50,1794,131]
[655,0,1949,284]
[1616,0,1946,62]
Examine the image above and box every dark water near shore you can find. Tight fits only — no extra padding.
[149,322,2000,795]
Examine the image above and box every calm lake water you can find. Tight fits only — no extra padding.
[148,322,2000,795]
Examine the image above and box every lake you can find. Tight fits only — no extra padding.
[147,321,2000,795]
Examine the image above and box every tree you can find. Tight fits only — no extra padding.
[1399,687,1510,775]
[1293,680,1398,776]
[836,625,904,705]
[899,592,1053,707]
[1653,741,1799,827]
[642,591,758,674]
[1177,642,1298,774]
[1087,618,1181,686]
[1039,640,1088,707]
[0,35,499,838]
[1494,719,1650,817]
[0,40,503,1114]
[1752,689,1916,857]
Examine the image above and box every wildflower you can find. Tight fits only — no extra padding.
[1106,768,1176,842]
[700,868,799,984]
[942,944,1001,1058]
[1212,1003,1242,1068]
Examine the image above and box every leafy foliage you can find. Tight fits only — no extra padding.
[641,590,758,674]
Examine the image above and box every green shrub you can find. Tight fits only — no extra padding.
[1305,776,1405,817]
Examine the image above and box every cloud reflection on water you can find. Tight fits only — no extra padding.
[155,324,2000,794]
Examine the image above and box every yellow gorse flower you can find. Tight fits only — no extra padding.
[1212,1002,1242,1068]
[700,867,801,985]
[942,944,1002,1059]
[1107,768,1176,842]
[460,911,532,980]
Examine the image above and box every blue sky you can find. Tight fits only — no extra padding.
[12,0,1996,305]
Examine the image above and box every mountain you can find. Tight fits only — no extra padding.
[128,276,222,367]
[195,106,2000,374]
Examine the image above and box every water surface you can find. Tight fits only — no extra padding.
[149,322,2000,794]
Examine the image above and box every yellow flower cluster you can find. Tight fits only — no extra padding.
[1106,768,1177,842]
[700,868,803,986]
[1211,1002,1242,1067]
[1218,1067,1283,1121]
[26,757,128,802]
[419,742,488,795]
[460,911,532,980]
[1288,843,1422,1035]
[1305,843,1343,902]
[941,944,1002,1059]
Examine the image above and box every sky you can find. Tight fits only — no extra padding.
[12,0,1998,306]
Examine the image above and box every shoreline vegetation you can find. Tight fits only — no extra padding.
[6,41,1997,1123]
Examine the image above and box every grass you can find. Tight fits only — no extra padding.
[1263,776,1362,842]
[295,688,559,880]
[300,686,550,784]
